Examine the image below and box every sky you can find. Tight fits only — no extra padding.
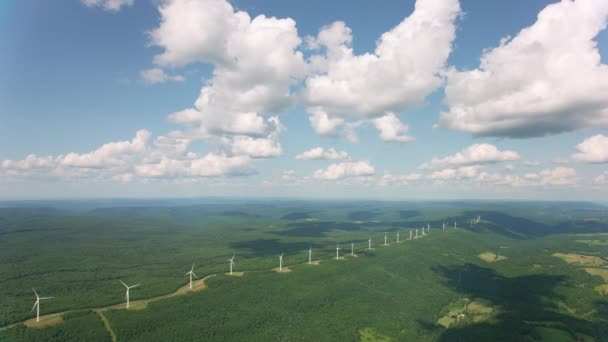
[1,0,608,200]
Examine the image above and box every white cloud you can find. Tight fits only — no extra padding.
[303,0,461,141]
[140,68,185,84]
[81,0,134,11]
[60,130,151,168]
[149,0,306,157]
[571,134,608,163]
[1,130,256,182]
[135,153,252,178]
[378,172,423,186]
[439,0,608,137]
[281,169,296,181]
[231,136,282,159]
[538,167,578,186]
[296,147,349,160]
[372,113,415,142]
[593,171,608,185]
[313,161,375,180]
[419,144,520,169]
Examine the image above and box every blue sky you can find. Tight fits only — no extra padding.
[1,0,607,200]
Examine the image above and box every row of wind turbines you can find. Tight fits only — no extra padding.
[226,220,462,274]
[29,218,470,323]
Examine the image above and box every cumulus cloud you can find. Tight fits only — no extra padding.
[536,167,578,186]
[81,0,134,11]
[230,136,282,159]
[372,113,415,142]
[135,153,253,178]
[571,134,608,163]
[378,172,423,186]
[313,161,375,180]
[439,0,608,137]
[61,130,151,168]
[140,68,185,84]
[593,171,608,185]
[419,144,520,169]
[1,130,256,181]
[303,0,461,140]
[296,147,349,160]
[281,169,297,181]
[149,0,305,157]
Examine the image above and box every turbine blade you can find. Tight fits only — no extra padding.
[31,300,38,312]
[131,284,140,288]
[119,280,128,288]
[32,288,38,298]
[192,272,198,279]
[40,297,53,300]
[191,263,194,272]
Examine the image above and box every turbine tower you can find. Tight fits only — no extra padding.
[454,221,457,229]
[228,255,235,275]
[351,242,355,256]
[336,243,340,260]
[415,229,418,238]
[119,280,140,309]
[396,231,400,243]
[368,238,372,249]
[186,264,198,289]
[31,288,53,323]
[279,253,284,272]
[308,247,312,265]
[384,232,388,246]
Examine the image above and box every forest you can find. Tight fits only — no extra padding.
[0,200,607,341]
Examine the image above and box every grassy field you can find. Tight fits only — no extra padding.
[0,200,607,341]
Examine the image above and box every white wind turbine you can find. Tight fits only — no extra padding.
[279,253,284,272]
[415,229,418,239]
[186,264,197,289]
[336,243,340,260]
[396,231,400,243]
[384,232,388,246]
[454,221,457,229]
[368,238,372,249]
[119,280,140,309]
[351,242,355,256]
[31,288,53,323]
[228,255,235,275]
[308,247,312,265]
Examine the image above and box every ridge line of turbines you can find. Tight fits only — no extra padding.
[27,218,473,323]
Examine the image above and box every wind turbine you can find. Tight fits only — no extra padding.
[384,232,388,246]
[186,264,198,289]
[454,221,457,229]
[368,238,372,249]
[308,247,312,265]
[228,255,235,275]
[31,288,53,323]
[415,229,418,239]
[410,230,413,240]
[396,231,400,243]
[427,224,430,232]
[119,280,140,309]
[351,242,355,256]
[279,253,284,272]
[336,243,340,260]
